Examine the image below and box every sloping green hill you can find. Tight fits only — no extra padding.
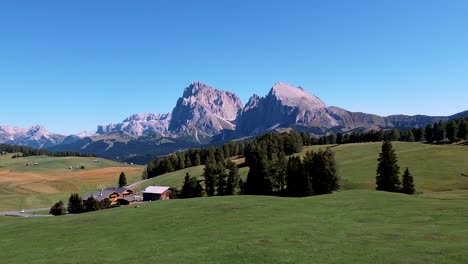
[142,142,468,198]
[1,190,467,263]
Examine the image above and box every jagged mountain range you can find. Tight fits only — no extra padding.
[1,81,466,163]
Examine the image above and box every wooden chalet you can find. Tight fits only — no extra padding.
[83,187,135,206]
[142,186,171,201]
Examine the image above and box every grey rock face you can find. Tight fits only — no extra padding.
[169,81,243,140]
[96,113,171,137]
[238,82,334,135]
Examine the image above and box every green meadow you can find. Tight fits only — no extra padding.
[1,142,467,263]
[1,190,467,264]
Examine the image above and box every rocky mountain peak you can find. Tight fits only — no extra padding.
[268,82,327,109]
[96,113,171,137]
[170,82,243,139]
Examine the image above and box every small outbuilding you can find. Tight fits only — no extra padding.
[142,186,171,201]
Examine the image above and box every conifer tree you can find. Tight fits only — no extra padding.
[49,201,66,216]
[118,172,127,188]
[376,141,401,192]
[402,168,415,194]
[286,156,304,197]
[458,120,467,140]
[226,160,239,195]
[68,193,84,214]
[181,172,203,198]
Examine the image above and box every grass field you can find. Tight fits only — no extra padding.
[1,190,467,263]
[142,142,468,198]
[0,154,144,211]
[1,142,467,263]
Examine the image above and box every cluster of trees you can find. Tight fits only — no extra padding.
[424,118,468,143]
[50,193,112,216]
[375,141,415,194]
[176,132,338,199]
[0,143,95,158]
[203,159,241,196]
[243,134,339,197]
[178,159,241,198]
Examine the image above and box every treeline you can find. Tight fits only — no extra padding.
[0,143,96,158]
[424,118,468,143]
[147,132,305,179]
[303,117,468,145]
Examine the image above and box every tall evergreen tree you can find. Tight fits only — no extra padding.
[402,167,415,194]
[181,172,203,198]
[313,148,339,194]
[376,141,401,192]
[226,160,240,195]
[193,152,201,166]
[446,120,458,142]
[458,120,468,140]
[118,172,127,188]
[299,151,315,196]
[425,124,434,143]
[244,143,273,195]
[286,156,305,196]
[203,158,225,196]
[68,193,83,214]
[434,120,446,142]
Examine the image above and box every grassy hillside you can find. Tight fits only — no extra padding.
[141,142,468,198]
[138,158,249,191]
[0,154,144,211]
[298,142,468,195]
[1,190,467,263]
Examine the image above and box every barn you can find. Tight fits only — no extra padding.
[142,186,171,201]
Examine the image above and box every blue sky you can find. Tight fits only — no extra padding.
[1,0,467,134]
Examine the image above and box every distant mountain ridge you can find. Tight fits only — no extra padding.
[1,81,466,162]
[0,125,66,149]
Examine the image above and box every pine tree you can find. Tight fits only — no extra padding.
[376,141,401,192]
[118,172,127,188]
[203,158,224,196]
[402,168,415,194]
[446,120,458,142]
[68,193,84,214]
[225,160,239,195]
[194,152,201,166]
[181,172,203,198]
[49,201,66,216]
[286,156,305,197]
[299,151,315,196]
[316,148,339,194]
[458,120,468,140]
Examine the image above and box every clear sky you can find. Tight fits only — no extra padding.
[1,0,467,134]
